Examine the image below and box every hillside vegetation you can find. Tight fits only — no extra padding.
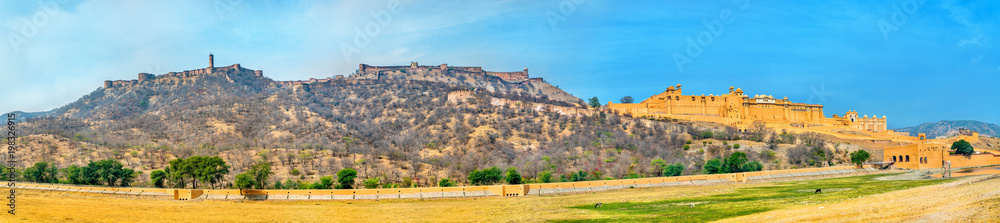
[13,66,862,189]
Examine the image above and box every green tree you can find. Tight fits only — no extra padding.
[619,96,634,103]
[249,160,274,189]
[150,170,168,188]
[850,150,871,166]
[198,156,230,189]
[651,158,667,176]
[468,167,503,185]
[80,159,135,187]
[234,172,254,194]
[318,176,335,189]
[62,165,84,185]
[23,162,58,183]
[505,168,522,185]
[741,161,763,172]
[336,168,358,189]
[438,178,456,187]
[588,97,601,108]
[665,164,684,176]
[539,170,553,183]
[723,152,749,173]
[703,159,723,174]
[0,167,18,181]
[952,139,974,156]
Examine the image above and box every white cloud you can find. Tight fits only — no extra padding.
[959,34,985,47]
[971,54,984,64]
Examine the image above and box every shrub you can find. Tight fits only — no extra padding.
[401,177,414,188]
[438,178,456,187]
[362,177,381,189]
[701,131,714,139]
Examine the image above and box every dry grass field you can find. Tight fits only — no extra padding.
[0,173,997,222]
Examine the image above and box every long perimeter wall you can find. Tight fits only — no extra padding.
[6,165,883,201]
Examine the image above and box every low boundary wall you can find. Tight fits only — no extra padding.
[6,165,881,201]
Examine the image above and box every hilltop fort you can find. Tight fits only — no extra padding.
[607,84,888,133]
[609,84,1000,170]
[353,62,541,83]
[104,54,264,88]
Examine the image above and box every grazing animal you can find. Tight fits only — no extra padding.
[815,189,822,194]
[595,202,603,208]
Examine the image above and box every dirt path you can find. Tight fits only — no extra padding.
[717,175,1000,223]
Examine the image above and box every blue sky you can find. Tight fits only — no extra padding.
[0,0,997,128]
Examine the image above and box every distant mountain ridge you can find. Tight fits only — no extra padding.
[894,120,1000,138]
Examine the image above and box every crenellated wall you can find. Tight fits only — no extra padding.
[356,62,530,83]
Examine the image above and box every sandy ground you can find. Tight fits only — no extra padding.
[0,183,751,222]
[719,175,1000,223]
[1,172,996,222]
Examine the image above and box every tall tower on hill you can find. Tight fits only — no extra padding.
[208,53,215,73]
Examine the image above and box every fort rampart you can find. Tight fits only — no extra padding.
[104,55,264,89]
[6,165,882,201]
[358,62,532,83]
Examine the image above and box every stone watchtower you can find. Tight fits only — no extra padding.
[207,53,215,73]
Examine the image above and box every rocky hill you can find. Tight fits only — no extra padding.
[14,61,748,188]
[11,60,889,189]
[894,120,1000,139]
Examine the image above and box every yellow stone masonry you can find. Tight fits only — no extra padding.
[607,84,887,133]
